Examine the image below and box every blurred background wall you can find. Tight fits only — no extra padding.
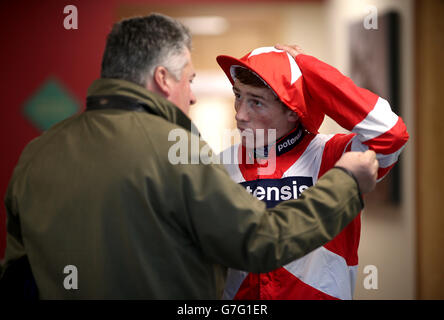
[0,0,442,299]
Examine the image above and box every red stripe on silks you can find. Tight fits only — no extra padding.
[377,163,395,180]
[291,77,325,134]
[323,214,361,266]
[270,268,339,300]
[234,273,261,300]
[345,140,353,153]
[362,117,409,154]
[296,55,379,130]
[317,134,354,178]
[234,268,339,300]
[238,133,316,181]
[316,133,361,266]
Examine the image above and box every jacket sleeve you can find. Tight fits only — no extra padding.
[295,54,409,181]
[179,161,363,273]
[1,176,26,274]
[0,174,38,299]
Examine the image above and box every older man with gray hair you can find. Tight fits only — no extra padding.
[0,13,377,299]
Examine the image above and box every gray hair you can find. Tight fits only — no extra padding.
[101,13,192,86]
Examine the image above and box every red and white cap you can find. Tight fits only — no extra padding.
[216,46,324,133]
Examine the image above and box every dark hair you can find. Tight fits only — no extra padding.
[233,67,282,103]
[233,67,270,88]
[101,13,192,86]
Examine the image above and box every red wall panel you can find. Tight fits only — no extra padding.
[0,0,114,258]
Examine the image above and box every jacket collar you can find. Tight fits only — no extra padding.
[252,124,305,159]
[86,78,194,132]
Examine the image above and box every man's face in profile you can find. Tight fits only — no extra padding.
[167,49,197,115]
[232,80,298,148]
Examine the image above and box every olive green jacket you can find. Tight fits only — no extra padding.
[1,78,363,299]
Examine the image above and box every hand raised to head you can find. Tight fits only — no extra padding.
[275,44,305,59]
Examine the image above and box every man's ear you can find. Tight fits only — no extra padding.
[151,66,173,97]
[287,110,300,123]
